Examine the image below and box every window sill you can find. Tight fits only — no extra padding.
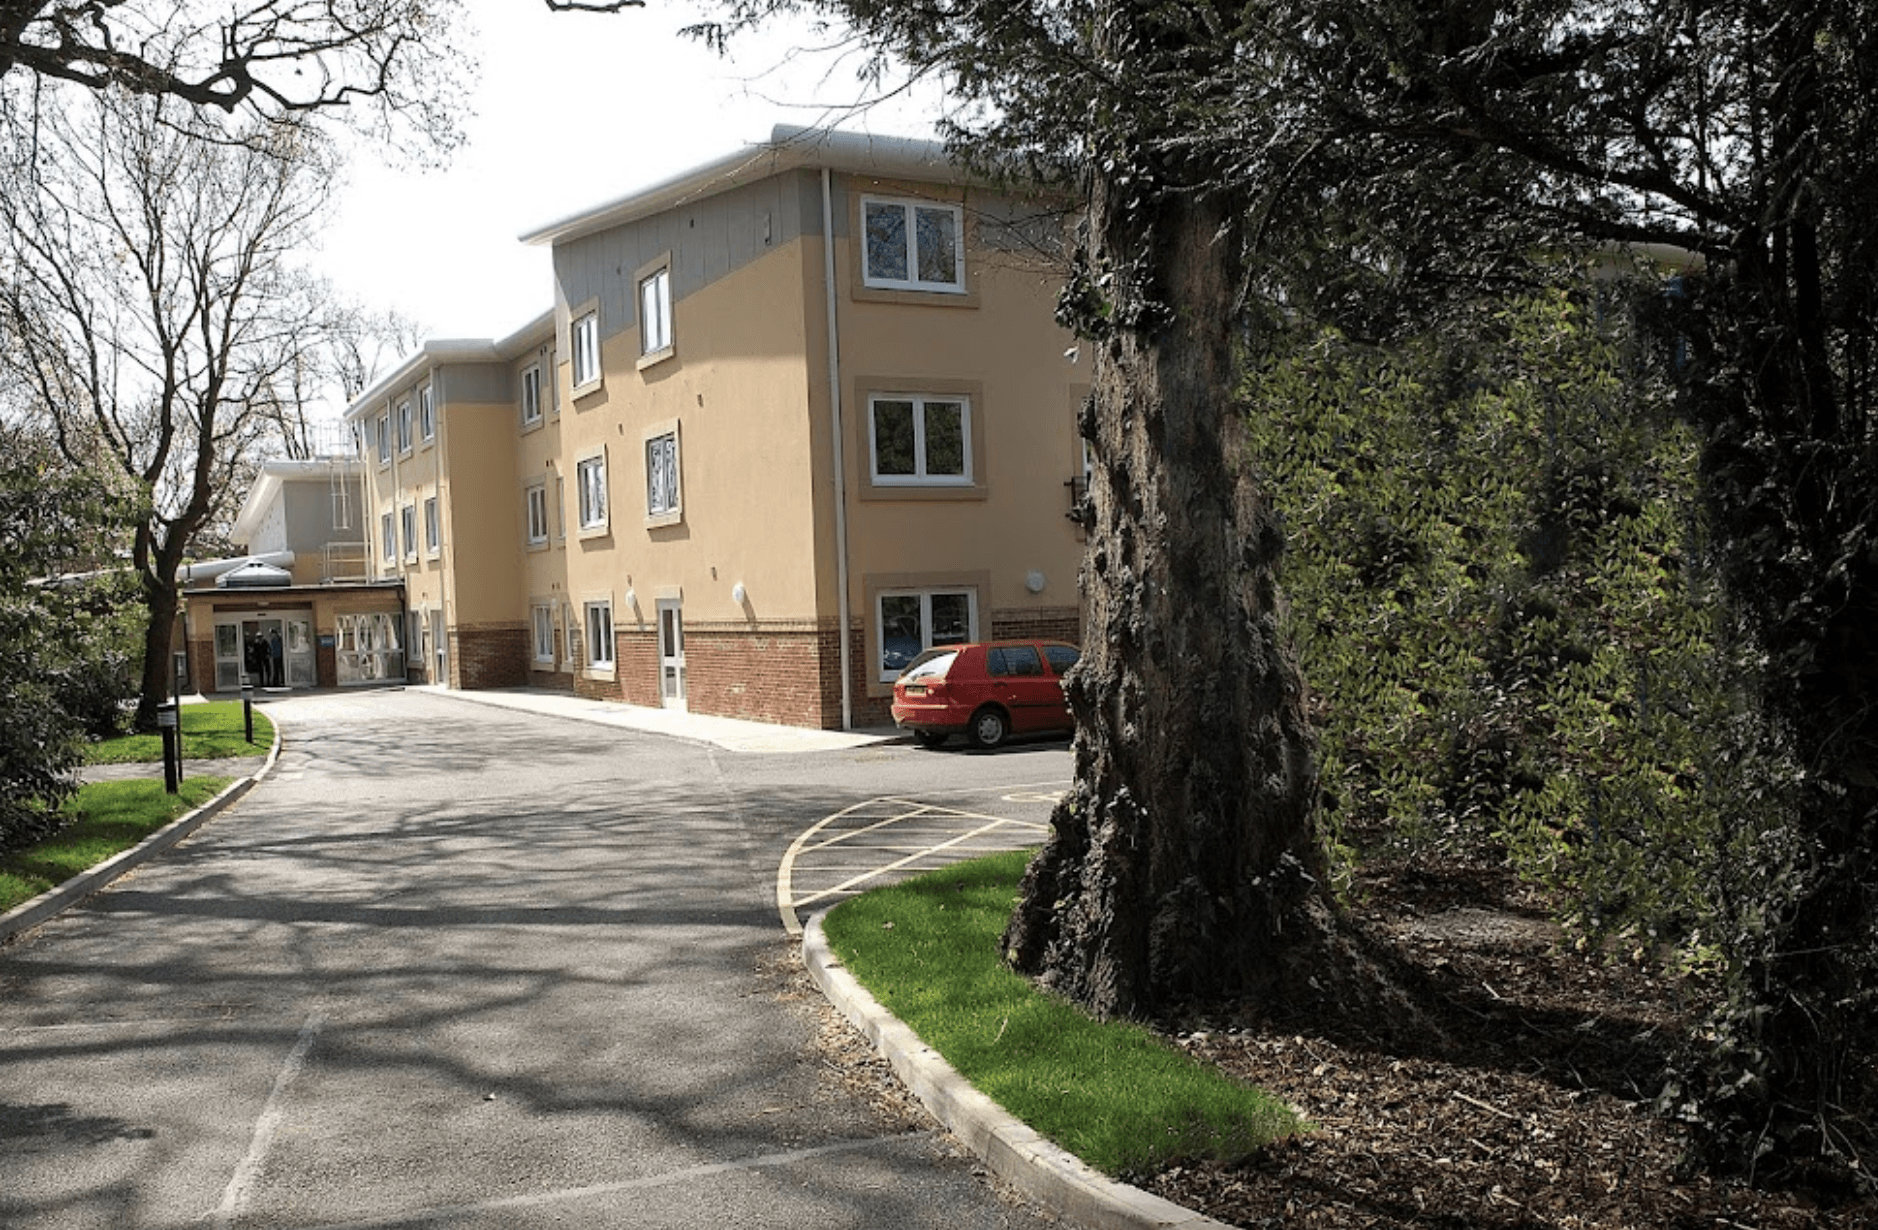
[570,377,604,403]
[644,509,682,530]
[521,417,545,435]
[859,482,988,502]
[526,538,551,552]
[636,346,676,372]
[853,283,979,309]
[583,666,617,681]
[577,524,611,541]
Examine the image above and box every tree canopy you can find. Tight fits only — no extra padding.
[0,0,471,151]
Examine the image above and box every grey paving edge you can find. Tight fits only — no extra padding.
[802,911,1233,1230]
[0,723,284,946]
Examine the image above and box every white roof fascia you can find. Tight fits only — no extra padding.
[518,125,972,249]
[341,313,556,424]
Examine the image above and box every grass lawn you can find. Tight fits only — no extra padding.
[84,700,274,764]
[0,777,231,913]
[822,849,1301,1178]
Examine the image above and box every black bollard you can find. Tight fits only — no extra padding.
[158,702,180,794]
[243,682,255,744]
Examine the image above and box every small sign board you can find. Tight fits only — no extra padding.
[319,634,336,648]
[156,708,179,728]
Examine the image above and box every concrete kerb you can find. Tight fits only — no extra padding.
[0,720,284,946]
[801,911,1234,1230]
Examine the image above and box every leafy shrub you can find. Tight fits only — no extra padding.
[1245,288,1793,958]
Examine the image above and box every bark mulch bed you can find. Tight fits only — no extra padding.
[1137,852,1876,1228]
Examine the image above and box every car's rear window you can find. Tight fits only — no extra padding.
[1044,645,1080,675]
[902,651,958,681]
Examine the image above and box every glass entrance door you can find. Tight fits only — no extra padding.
[657,599,686,710]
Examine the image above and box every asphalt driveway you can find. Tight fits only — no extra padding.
[0,690,1066,1230]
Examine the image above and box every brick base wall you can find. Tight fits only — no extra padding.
[683,627,841,728]
[616,629,661,708]
[453,623,529,690]
[990,606,1082,645]
[526,669,575,692]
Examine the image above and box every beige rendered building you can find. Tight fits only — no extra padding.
[344,126,1086,728]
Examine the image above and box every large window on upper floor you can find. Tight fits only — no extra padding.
[571,309,601,390]
[862,196,964,293]
[524,482,549,546]
[375,413,391,465]
[520,364,543,428]
[576,451,609,534]
[869,394,970,485]
[644,422,681,527]
[419,384,435,442]
[400,504,417,562]
[638,261,673,361]
[396,399,413,454]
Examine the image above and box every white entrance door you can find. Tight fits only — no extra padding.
[286,618,316,687]
[657,598,686,710]
[213,622,246,690]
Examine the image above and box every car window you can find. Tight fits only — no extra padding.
[1044,645,1080,676]
[902,650,958,681]
[987,645,1042,677]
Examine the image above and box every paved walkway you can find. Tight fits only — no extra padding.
[2,690,1060,1230]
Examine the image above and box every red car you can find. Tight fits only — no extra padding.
[891,640,1081,748]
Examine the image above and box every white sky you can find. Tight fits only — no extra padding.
[313,1,947,344]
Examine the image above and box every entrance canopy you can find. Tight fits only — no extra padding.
[216,559,293,589]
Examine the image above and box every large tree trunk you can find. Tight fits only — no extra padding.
[1002,166,1355,1019]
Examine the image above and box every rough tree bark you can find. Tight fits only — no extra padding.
[1002,146,1358,1019]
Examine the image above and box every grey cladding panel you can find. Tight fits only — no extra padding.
[552,168,826,349]
[440,362,511,405]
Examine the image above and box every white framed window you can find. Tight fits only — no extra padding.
[646,429,680,521]
[396,399,413,453]
[876,588,976,681]
[376,413,391,464]
[521,364,543,427]
[562,601,577,669]
[571,310,600,389]
[861,196,964,293]
[424,495,440,555]
[400,504,417,561]
[525,482,549,545]
[639,265,672,357]
[380,510,395,560]
[584,600,615,670]
[576,452,608,532]
[531,604,556,664]
[419,384,435,441]
[869,394,971,485]
[554,474,566,540]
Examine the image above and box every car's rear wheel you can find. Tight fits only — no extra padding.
[913,730,949,749]
[969,706,1009,749]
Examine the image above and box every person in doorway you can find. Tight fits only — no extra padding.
[246,634,264,685]
[266,628,284,687]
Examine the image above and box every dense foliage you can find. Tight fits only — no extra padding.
[1249,288,1793,957]
[0,428,139,852]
